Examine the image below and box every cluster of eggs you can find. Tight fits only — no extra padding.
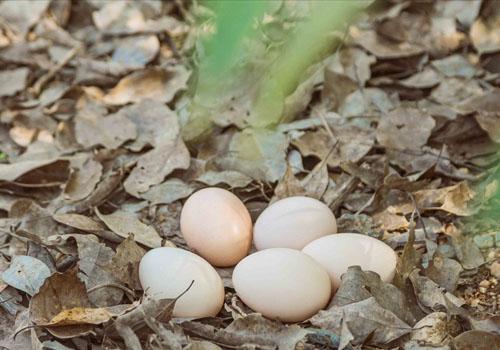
[139,188,397,322]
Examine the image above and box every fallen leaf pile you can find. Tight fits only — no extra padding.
[0,1,499,349]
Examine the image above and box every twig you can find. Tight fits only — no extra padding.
[30,46,79,96]
[88,283,136,300]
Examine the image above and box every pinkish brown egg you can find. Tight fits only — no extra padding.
[139,247,224,318]
[180,187,252,267]
[302,233,397,290]
[232,248,331,323]
[253,196,337,250]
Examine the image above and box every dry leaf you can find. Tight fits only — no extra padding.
[63,154,103,202]
[196,170,253,189]
[377,107,435,151]
[52,213,105,232]
[1,256,51,296]
[96,209,162,248]
[103,67,189,105]
[124,136,190,196]
[140,179,195,205]
[105,235,146,290]
[415,182,475,216]
[112,35,159,66]
[29,268,95,338]
[0,68,30,97]
[75,102,137,149]
[216,128,288,182]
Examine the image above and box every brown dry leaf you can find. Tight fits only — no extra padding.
[460,89,500,143]
[29,268,94,338]
[195,170,253,189]
[183,314,310,350]
[63,154,103,202]
[311,297,411,347]
[415,182,475,216]
[105,234,146,290]
[107,294,177,350]
[0,0,50,36]
[75,102,137,149]
[96,208,162,248]
[52,213,105,232]
[293,125,374,167]
[0,68,30,97]
[61,234,123,307]
[216,128,289,182]
[0,157,63,182]
[112,35,159,66]
[140,179,195,205]
[10,199,60,242]
[470,14,500,55]
[124,136,190,196]
[376,107,436,151]
[47,307,112,326]
[399,67,441,89]
[92,1,187,36]
[350,27,424,59]
[373,207,409,232]
[272,164,306,201]
[103,67,189,105]
[117,99,178,152]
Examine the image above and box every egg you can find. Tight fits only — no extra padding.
[302,233,397,290]
[232,248,331,322]
[253,196,337,250]
[139,247,224,318]
[180,187,252,267]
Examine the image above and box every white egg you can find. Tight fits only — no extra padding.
[302,233,397,290]
[139,247,224,318]
[232,248,331,322]
[253,196,337,250]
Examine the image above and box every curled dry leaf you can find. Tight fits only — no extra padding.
[103,67,189,105]
[182,314,310,350]
[29,268,95,338]
[415,182,475,216]
[96,208,162,248]
[63,154,103,202]
[470,9,500,55]
[311,297,411,347]
[105,234,146,290]
[62,234,123,307]
[293,125,374,168]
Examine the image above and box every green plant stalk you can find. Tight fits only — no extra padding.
[251,1,361,127]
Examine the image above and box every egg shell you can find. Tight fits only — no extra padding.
[139,247,224,318]
[232,248,331,323]
[253,196,337,250]
[180,187,252,267]
[302,233,397,290]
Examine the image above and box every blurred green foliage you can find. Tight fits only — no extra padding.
[183,0,363,141]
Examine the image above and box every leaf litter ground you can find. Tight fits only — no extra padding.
[0,1,499,349]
